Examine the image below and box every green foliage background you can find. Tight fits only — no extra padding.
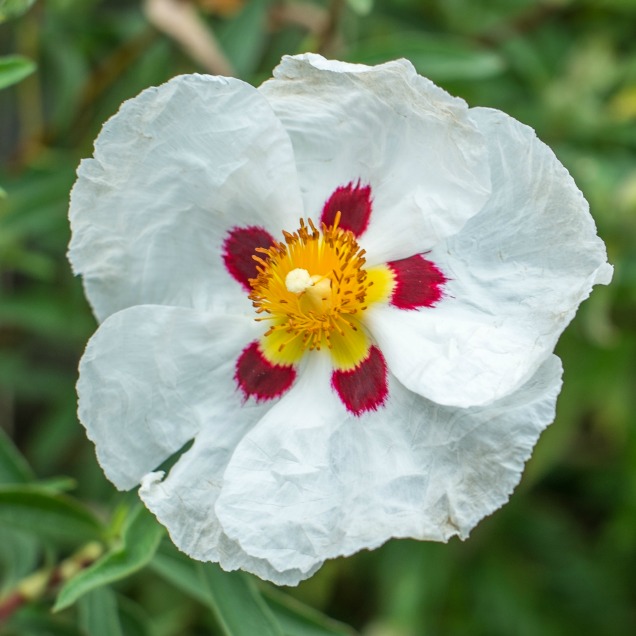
[0,0,634,634]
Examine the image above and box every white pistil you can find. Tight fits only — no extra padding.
[286,268,313,294]
[286,269,332,310]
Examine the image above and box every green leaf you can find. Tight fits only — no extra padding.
[151,544,357,635]
[154,544,284,635]
[150,542,210,604]
[349,32,506,81]
[117,596,154,636]
[0,289,94,342]
[197,562,284,636]
[262,587,358,636]
[0,485,103,545]
[0,55,36,90]
[0,526,40,594]
[0,426,35,484]
[54,505,164,611]
[77,588,124,636]
[3,606,85,636]
[152,544,285,635]
[0,184,6,198]
[36,476,78,493]
[0,0,36,23]
[217,0,269,77]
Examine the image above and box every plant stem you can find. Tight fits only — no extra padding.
[0,542,103,623]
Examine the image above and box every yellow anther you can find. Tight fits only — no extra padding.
[248,216,393,369]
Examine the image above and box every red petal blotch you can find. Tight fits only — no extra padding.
[235,341,296,402]
[223,226,275,291]
[331,346,389,416]
[321,181,372,237]
[387,254,446,309]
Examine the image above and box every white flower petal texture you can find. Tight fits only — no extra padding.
[368,107,612,409]
[69,74,303,322]
[70,53,612,586]
[259,53,492,264]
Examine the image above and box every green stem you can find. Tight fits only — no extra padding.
[0,542,103,623]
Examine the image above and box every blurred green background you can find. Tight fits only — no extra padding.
[0,1,634,635]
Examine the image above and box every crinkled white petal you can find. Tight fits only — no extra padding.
[139,432,323,586]
[212,353,562,584]
[259,53,491,263]
[369,106,612,408]
[77,304,265,490]
[69,74,303,323]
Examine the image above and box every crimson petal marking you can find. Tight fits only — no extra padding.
[387,254,447,309]
[223,226,275,291]
[235,341,296,402]
[321,181,372,237]
[332,346,388,416]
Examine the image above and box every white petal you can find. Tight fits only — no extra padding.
[139,431,323,586]
[369,107,612,407]
[69,74,303,322]
[259,53,491,263]
[77,304,262,490]
[214,354,562,584]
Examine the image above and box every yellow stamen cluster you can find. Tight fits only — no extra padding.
[248,214,391,369]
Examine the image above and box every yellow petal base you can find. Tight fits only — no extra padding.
[249,215,393,370]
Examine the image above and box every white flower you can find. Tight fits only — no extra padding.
[69,54,612,585]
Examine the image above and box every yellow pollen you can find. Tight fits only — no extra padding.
[248,213,392,369]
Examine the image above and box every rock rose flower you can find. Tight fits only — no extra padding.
[69,54,611,585]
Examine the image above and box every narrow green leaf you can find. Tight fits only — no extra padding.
[0,426,35,484]
[0,55,36,90]
[77,588,124,636]
[0,485,103,545]
[117,596,153,636]
[0,184,6,198]
[150,542,209,604]
[197,562,284,636]
[36,476,77,493]
[263,587,358,636]
[54,505,164,611]
[151,543,358,636]
[152,543,283,635]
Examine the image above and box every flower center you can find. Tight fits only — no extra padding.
[248,213,390,369]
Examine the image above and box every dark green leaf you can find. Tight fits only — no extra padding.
[151,543,356,636]
[263,587,359,636]
[0,526,40,594]
[0,426,35,484]
[150,542,210,605]
[77,588,124,636]
[54,505,164,611]
[117,596,154,636]
[197,562,284,636]
[0,55,36,89]
[2,605,85,636]
[153,545,283,635]
[0,485,103,545]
